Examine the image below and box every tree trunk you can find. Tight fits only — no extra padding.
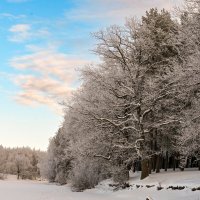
[148,158,152,174]
[179,155,186,171]
[141,159,149,180]
[152,155,156,172]
[156,154,161,173]
[160,155,164,169]
[173,156,176,171]
[165,151,168,171]
[17,166,20,180]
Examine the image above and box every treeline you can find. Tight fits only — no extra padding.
[41,0,200,191]
[0,145,45,180]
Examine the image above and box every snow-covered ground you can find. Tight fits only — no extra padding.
[0,169,199,200]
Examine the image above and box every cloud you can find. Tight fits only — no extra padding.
[10,24,30,32]
[15,75,73,98]
[10,49,88,81]
[9,24,31,42]
[8,24,50,43]
[0,13,26,20]
[67,0,183,24]
[10,48,89,113]
[15,91,62,114]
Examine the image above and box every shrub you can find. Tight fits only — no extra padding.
[0,173,7,180]
[21,171,33,180]
[70,159,102,192]
[112,166,129,184]
[55,170,68,185]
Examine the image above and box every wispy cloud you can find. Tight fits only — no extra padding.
[0,13,26,20]
[9,24,31,42]
[10,24,30,32]
[10,47,89,113]
[67,0,183,23]
[8,24,50,43]
[10,49,88,81]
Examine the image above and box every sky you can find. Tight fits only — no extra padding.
[0,0,183,151]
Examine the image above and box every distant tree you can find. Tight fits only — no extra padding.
[0,146,44,180]
[14,154,30,179]
[44,138,57,182]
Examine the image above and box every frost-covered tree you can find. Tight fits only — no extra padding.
[39,128,73,184]
[46,4,200,189]
[53,128,73,185]
[0,146,43,179]
[14,154,30,179]
[79,8,185,179]
[0,146,8,176]
[40,138,56,182]
[176,0,200,170]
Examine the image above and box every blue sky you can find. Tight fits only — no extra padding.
[0,0,182,150]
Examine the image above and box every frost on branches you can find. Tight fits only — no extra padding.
[42,1,200,191]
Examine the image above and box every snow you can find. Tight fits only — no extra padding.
[129,168,200,187]
[0,169,199,200]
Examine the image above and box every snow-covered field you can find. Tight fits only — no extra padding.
[0,169,199,200]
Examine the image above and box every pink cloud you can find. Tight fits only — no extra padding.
[67,0,183,23]
[10,48,89,114]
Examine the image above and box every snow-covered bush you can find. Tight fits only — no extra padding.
[112,166,129,184]
[0,173,6,180]
[55,170,68,185]
[70,159,104,191]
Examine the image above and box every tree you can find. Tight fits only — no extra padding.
[14,154,30,179]
[176,0,200,170]
[83,8,183,179]
[47,4,200,188]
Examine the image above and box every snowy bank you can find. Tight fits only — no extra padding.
[0,169,199,200]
